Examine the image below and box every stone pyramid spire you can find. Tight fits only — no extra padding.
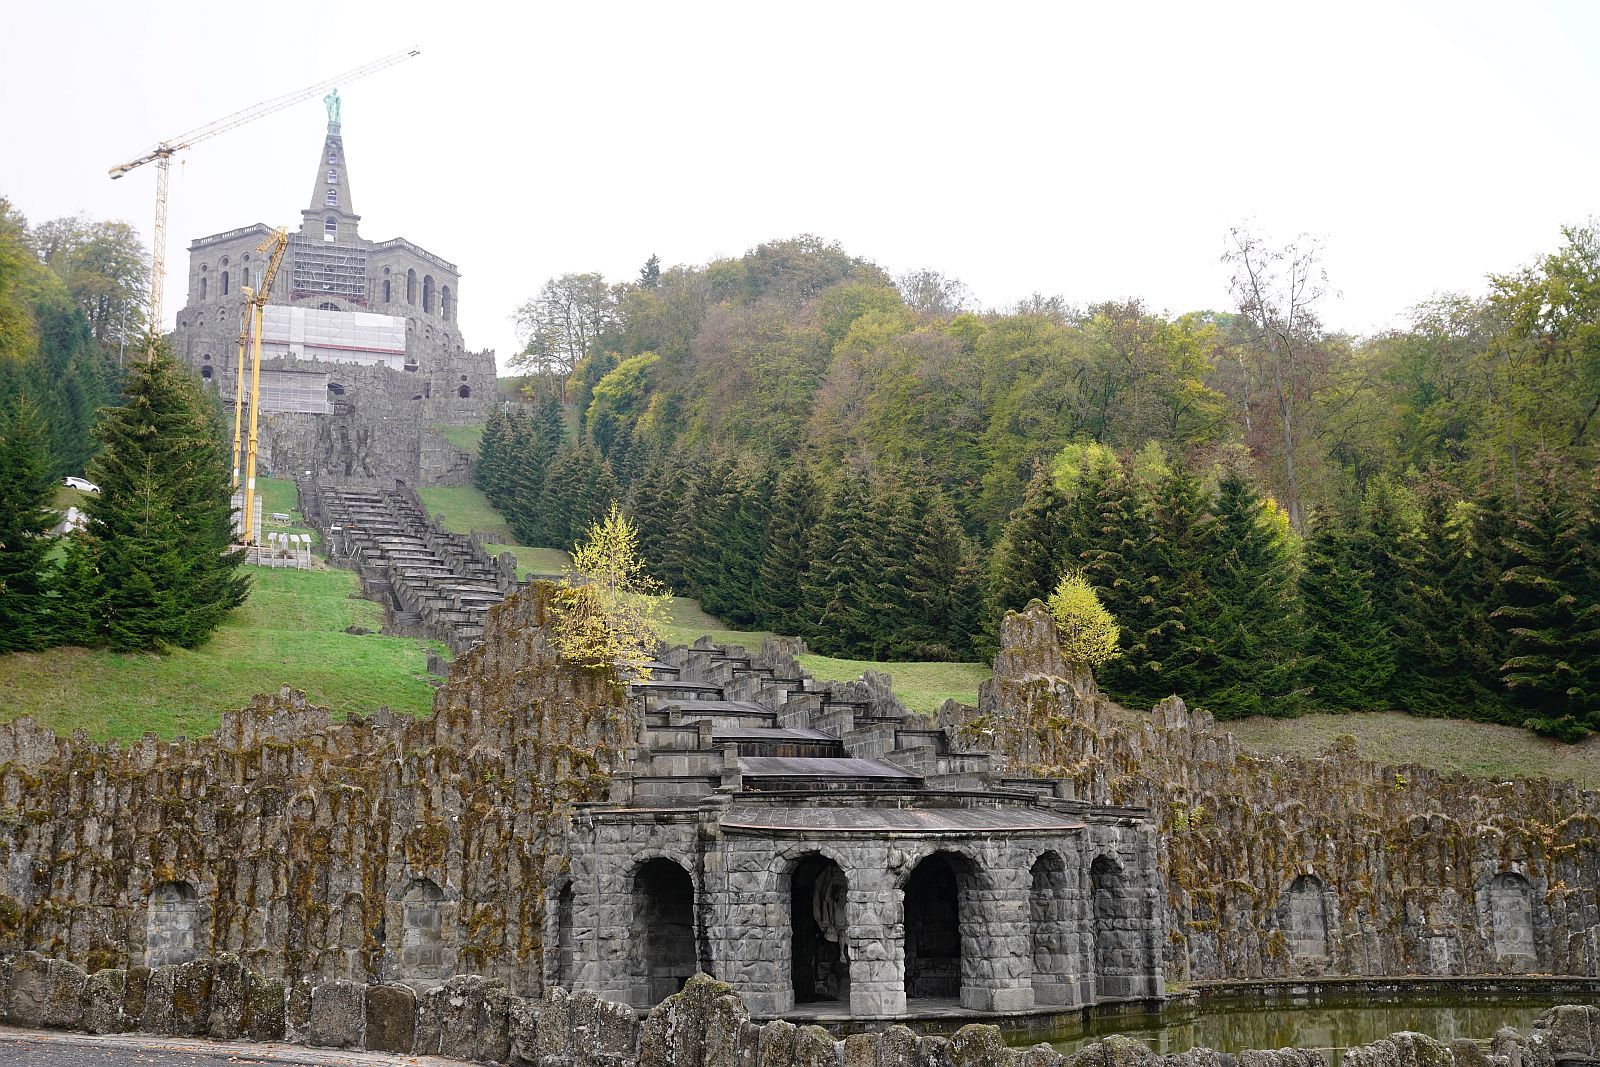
[300,90,360,243]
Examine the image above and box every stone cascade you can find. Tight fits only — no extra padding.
[615,637,1005,802]
[305,479,518,651]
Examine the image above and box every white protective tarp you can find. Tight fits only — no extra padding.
[260,305,407,369]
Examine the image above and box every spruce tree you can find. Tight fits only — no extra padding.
[703,467,775,625]
[759,463,820,634]
[802,470,889,655]
[988,465,1067,618]
[1492,460,1597,738]
[51,531,104,647]
[0,395,59,651]
[474,405,509,495]
[1185,469,1303,718]
[1298,514,1394,711]
[676,455,739,601]
[84,349,247,650]
[1102,461,1212,706]
[898,490,985,660]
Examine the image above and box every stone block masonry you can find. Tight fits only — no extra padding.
[0,964,1594,1067]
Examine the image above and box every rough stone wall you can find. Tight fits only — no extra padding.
[942,603,1600,985]
[0,584,627,995]
[0,961,1595,1067]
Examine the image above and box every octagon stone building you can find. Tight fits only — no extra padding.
[169,105,495,484]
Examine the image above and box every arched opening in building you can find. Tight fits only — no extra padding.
[146,880,203,967]
[383,279,391,302]
[904,851,977,1004]
[398,877,447,980]
[1030,851,1073,1006]
[200,276,208,300]
[318,302,339,312]
[422,275,435,314]
[631,858,695,1007]
[406,269,417,304]
[240,268,250,291]
[328,382,345,396]
[1091,855,1138,1000]
[457,385,470,398]
[324,216,338,241]
[325,188,338,206]
[220,271,229,296]
[1487,872,1534,960]
[201,366,213,380]
[404,357,418,373]
[555,882,575,988]
[1286,873,1330,959]
[327,168,338,184]
[441,285,452,320]
[789,854,848,1005]
[423,382,431,399]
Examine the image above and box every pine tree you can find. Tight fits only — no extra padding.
[1184,469,1303,719]
[1391,478,1506,721]
[676,455,740,601]
[1298,514,1394,711]
[758,462,820,633]
[84,349,248,650]
[474,404,509,495]
[0,395,59,651]
[898,490,985,660]
[802,470,891,655]
[51,531,104,647]
[1491,459,1597,738]
[988,465,1067,618]
[1073,468,1147,653]
[702,467,775,625]
[1102,461,1212,706]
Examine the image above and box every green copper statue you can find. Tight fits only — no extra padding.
[324,89,341,126]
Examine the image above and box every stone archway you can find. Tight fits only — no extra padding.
[1090,855,1139,1000]
[790,854,849,1004]
[903,851,979,1004]
[631,858,695,1006]
[1287,874,1330,959]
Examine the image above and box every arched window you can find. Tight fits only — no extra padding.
[325,188,337,206]
[555,883,575,988]
[327,149,338,164]
[318,302,339,312]
[406,269,417,304]
[328,382,345,396]
[239,268,250,291]
[398,877,448,980]
[324,217,337,242]
[326,169,338,183]
[904,852,977,1004]
[147,881,204,967]
[441,285,452,320]
[457,385,471,399]
[383,279,391,302]
[422,275,435,314]
[404,357,418,373]
[200,276,207,301]
[220,271,229,296]
[201,366,213,380]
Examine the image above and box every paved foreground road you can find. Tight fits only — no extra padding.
[0,1025,470,1065]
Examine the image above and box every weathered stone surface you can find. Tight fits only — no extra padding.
[1070,1036,1159,1067]
[120,965,148,1027]
[364,983,415,1054]
[242,970,285,1041]
[206,953,246,1039]
[142,958,213,1036]
[759,1018,799,1067]
[415,974,513,1063]
[6,952,87,1029]
[879,1026,920,1067]
[1529,1006,1600,1067]
[306,978,364,1049]
[640,974,750,1067]
[81,969,125,1034]
[793,1025,839,1067]
[1019,1045,1065,1067]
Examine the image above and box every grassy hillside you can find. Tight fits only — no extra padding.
[436,423,486,456]
[416,485,516,542]
[0,567,442,741]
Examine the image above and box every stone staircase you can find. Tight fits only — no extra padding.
[301,479,520,653]
[614,637,1005,803]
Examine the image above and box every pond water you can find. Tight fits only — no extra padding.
[1021,994,1588,1061]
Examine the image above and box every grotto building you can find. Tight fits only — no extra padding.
[557,638,1165,1020]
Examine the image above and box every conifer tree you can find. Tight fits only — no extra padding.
[1185,469,1303,718]
[51,531,103,647]
[759,463,820,634]
[802,470,891,654]
[676,456,740,599]
[988,465,1067,619]
[702,467,775,625]
[474,405,509,495]
[1492,459,1597,737]
[1102,461,1212,705]
[624,450,686,590]
[0,395,58,651]
[1073,467,1147,648]
[899,490,985,660]
[1299,514,1394,711]
[84,349,247,650]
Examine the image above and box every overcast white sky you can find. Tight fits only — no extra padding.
[3,1,1597,372]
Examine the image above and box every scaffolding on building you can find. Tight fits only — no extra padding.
[289,236,369,305]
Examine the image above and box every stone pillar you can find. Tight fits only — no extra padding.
[963,863,1034,1012]
[846,858,903,1017]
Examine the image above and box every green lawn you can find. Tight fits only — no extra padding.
[0,568,443,741]
[256,476,317,542]
[52,485,91,513]
[416,485,516,542]
[436,423,486,456]
[484,544,571,578]
[1226,711,1600,789]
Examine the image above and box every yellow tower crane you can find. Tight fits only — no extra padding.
[231,227,288,545]
[108,48,421,360]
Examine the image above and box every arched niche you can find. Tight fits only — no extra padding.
[1286,874,1330,959]
[1030,850,1074,1006]
[146,880,205,967]
[789,853,848,1005]
[631,858,695,1007]
[397,877,448,980]
[1486,872,1534,960]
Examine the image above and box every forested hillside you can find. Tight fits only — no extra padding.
[483,232,1600,739]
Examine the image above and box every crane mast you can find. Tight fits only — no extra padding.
[108,48,421,360]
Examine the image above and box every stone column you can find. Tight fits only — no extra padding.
[846,853,904,1017]
[964,862,1034,1012]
